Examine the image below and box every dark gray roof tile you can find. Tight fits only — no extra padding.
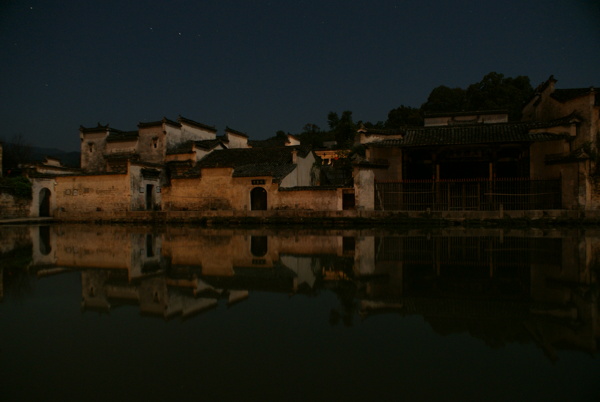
[551,88,597,102]
[196,147,304,180]
[365,119,572,148]
[106,131,139,143]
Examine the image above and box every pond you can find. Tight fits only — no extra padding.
[0,224,598,401]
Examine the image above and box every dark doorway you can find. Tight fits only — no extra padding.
[251,236,268,257]
[146,234,154,257]
[342,192,355,210]
[39,188,51,217]
[146,184,154,210]
[439,162,488,180]
[250,187,267,210]
[39,226,52,255]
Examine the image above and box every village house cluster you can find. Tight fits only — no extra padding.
[2,76,600,220]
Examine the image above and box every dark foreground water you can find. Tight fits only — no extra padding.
[0,224,598,401]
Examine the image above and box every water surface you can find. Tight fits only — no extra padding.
[0,225,597,401]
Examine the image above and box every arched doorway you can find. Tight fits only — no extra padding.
[39,188,51,217]
[250,187,267,211]
[250,236,268,257]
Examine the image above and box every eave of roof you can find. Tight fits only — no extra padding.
[225,126,249,138]
[80,124,113,134]
[106,131,139,143]
[365,121,570,148]
[178,116,217,132]
[551,88,597,103]
[232,163,295,180]
[195,147,305,180]
[138,117,180,129]
[194,139,224,150]
[423,109,508,118]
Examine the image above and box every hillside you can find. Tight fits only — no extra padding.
[30,146,80,168]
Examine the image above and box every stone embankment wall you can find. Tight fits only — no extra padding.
[46,208,600,227]
[0,192,31,219]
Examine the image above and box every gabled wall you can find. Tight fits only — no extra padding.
[80,130,108,172]
[225,132,250,149]
[279,151,316,187]
[367,147,402,181]
[523,83,599,151]
[138,124,167,165]
[178,121,217,143]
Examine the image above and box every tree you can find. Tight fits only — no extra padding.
[297,123,328,148]
[421,85,468,113]
[327,112,340,130]
[302,123,321,134]
[465,72,533,120]
[328,111,356,149]
[1,134,32,175]
[385,105,423,128]
[420,72,534,120]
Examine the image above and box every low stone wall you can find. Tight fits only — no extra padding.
[55,174,131,215]
[274,187,341,210]
[47,208,600,227]
[0,192,31,219]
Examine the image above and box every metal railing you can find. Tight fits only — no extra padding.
[375,178,561,211]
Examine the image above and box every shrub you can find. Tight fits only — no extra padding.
[0,176,32,199]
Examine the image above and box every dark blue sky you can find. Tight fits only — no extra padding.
[1,0,599,151]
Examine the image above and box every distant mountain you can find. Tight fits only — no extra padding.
[30,146,80,168]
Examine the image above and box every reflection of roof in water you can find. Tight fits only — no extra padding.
[201,263,297,293]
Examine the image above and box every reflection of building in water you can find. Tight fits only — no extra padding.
[22,226,354,318]
[14,225,599,358]
[0,225,36,301]
[357,231,598,360]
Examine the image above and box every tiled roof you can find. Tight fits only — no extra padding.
[138,117,180,128]
[166,141,194,155]
[166,139,224,155]
[194,139,223,150]
[196,147,302,180]
[106,130,139,143]
[104,152,139,160]
[423,109,508,118]
[233,163,295,179]
[80,124,112,134]
[365,120,571,148]
[225,126,249,138]
[249,137,291,148]
[178,116,217,132]
[359,127,407,137]
[551,88,597,103]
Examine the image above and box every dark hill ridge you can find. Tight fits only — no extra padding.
[30,146,80,168]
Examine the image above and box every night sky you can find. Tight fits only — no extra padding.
[1,0,599,151]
